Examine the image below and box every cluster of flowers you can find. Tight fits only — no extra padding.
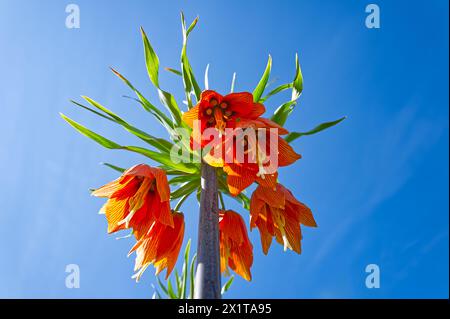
[93,90,316,282]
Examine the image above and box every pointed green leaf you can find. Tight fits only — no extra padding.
[61,114,197,174]
[292,53,303,100]
[204,64,210,90]
[124,146,198,174]
[165,67,182,76]
[60,114,121,149]
[70,100,113,121]
[158,89,182,125]
[221,276,234,295]
[163,168,191,176]
[230,72,236,93]
[196,186,201,203]
[167,278,178,299]
[140,29,182,125]
[81,96,123,122]
[151,285,163,299]
[189,253,197,299]
[260,83,292,103]
[157,276,169,296]
[170,179,200,199]
[110,68,175,134]
[181,239,191,299]
[237,193,250,210]
[186,15,199,36]
[174,193,191,212]
[174,269,182,298]
[101,162,125,173]
[285,116,347,143]
[270,54,304,125]
[271,100,297,126]
[253,55,272,102]
[140,27,160,87]
[180,13,201,103]
[169,175,199,185]
[74,97,174,153]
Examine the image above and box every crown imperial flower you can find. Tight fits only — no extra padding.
[219,210,253,281]
[92,164,173,239]
[182,90,265,146]
[129,212,185,281]
[250,183,317,254]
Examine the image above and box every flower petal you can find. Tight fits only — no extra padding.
[278,137,301,167]
[182,104,200,128]
[224,164,257,196]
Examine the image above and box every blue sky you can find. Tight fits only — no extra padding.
[0,0,448,298]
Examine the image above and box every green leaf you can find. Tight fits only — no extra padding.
[253,55,272,102]
[180,13,201,105]
[81,96,123,122]
[181,239,191,299]
[152,286,163,299]
[140,27,160,87]
[292,53,304,100]
[260,83,292,103]
[270,54,305,125]
[158,89,182,126]
[204,64,210,90]
[170,179,200,199]
[157,276,169,296]
[124,146,198,174]
[60,113,121,149]
[61,114,197,174]
[70,99,113,121]
[74,97,174,153]
[285,116,347,143]
[221,276,234,295]
[186,15,199,36]
[140,28,182,125]
[167,278,178,299]
[163,168,191,176]
[174,193,190,212]
[230,72,236,93]
[189,253,197,299]
[271,100,297,126]
[165,67,182,76]
[174,269,182,298]
[110,68,175,134]
[196,186,201,203]
[101,162,125,173]
[169,175,199,185]
[237,193,251,210]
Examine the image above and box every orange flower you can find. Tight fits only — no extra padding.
[250,183,317,254]
[129,212,185,281]
[223,163,278,197]
[219,210,253,281]
[204,117,301,196]
[182,90,265,147]
[92,164,173,239]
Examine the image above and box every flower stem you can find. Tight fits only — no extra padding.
[194,161,221,299]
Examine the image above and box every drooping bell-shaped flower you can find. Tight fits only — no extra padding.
[219,210,253,281]
[92,164,173,239]
[129,212,185,281]
[250,183,317,254]
[204,117,301,196]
